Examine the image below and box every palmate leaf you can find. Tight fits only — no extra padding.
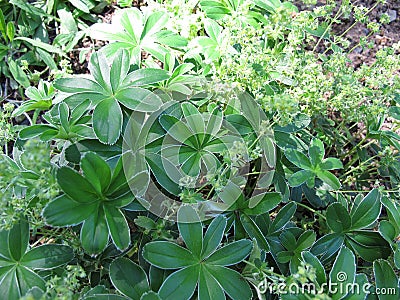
[43,153,134,255]
[54,50,169,144]
[0,220,73,300]
[285,138,342,189]
[89,8,187,65]
[143,211,253,300]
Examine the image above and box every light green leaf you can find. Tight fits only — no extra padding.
[93,98,122,145]
[8,218,29,261]
[15,37,65,55]
[285,149,312,170]
[288,170,313,187]
[316,170,341,190]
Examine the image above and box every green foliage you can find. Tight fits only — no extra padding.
[0,218,73,299]
[1,0,399,299]
[43,152,136,255]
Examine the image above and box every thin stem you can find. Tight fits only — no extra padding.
[296,201,326,220]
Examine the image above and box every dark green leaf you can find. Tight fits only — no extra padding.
[177,206,203,258]
[329,246,356,300]
[206,239,252,266]
[143,241,197,269]
[158,265,199,300]
[373,259,399,300]
[326,203,352,233]
[104,205,130,251]
[81,152,111,195]
[202,215,227,259]
[21,245,73,269]
[350,189,381,230]
[109,257,150,300]
[43,195,98,226]
[57,167,98,202]
[80,206,109,255]
[207,265,252,300]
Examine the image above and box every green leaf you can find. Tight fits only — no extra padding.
[116,88,163,112]
[10,0,54,19]
[43,195,98,226]
[240,214,270,252]
[123,68,170,87]
[15,266,46,297]
[207,265,252,300]
[202,215,227,259]
[296,230,316,250]
[346,231,391,262]
[80,206,109,255]
[311,233,344,263]
[6,22,15,41]
[308,139,325,166]
[206,239,252,266]
[198,264,225,300]
[110,49,130,93]
[301,251,326,285]
[177,206,203,258]
[143,241,197,269]
[158,265,199,300]
[316,170,341,190]
[289,170,313,187]
[326,203,352,233]
[93,98,122,145]
[0,9,6,40]
[20,245,73,269]
[244,192,282,215]
[104,205,130,251]
[57,167,98,203]
[373,259,399,300]
[0,267,20,299]
[8,60,30,88]
[8,218,29,261]
[69,0,90,13]
[109,257,150,300]
[81,152,111,195]
[321,158,343,170]
[350,189,381,230]
[54,77,104,94]
[329,246,356,300]
[285,149,312,169]
[270,202,297,233]
[15,37,65,56]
